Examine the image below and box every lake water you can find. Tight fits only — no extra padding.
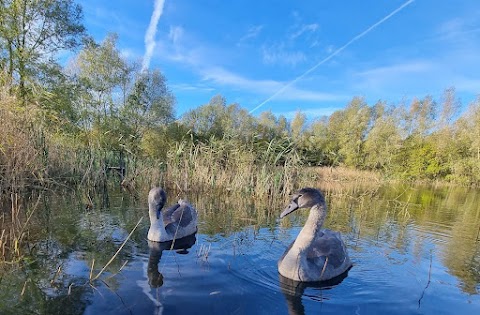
[1,184,479,314]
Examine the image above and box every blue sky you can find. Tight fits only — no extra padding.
[76,0,480,119]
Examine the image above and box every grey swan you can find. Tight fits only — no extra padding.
[278,187,352,282]
[147,187,198,242]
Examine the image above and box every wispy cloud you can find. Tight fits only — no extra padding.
[261,43,306,66]
[430,17,480,48]
[142,0,166,72]
[249,0,416,113]
[351,13,480,97]
[286,11,321,47]
[289,23,319,40]
[201,66,346,102]
[119,48,141,61]
[352,60,434,94]
[356,61,432,77]
[237,25,264,45]
[168,26,184,45]
[153,26,345,103]
[438,18,480,38]
[454,78,480,94]
[170,83,215,92]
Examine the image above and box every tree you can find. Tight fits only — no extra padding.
[438,87,460,129]
[290,111,306,143]
[364,101,402,172]
[303,116,330,165]
[122,68,175,154]
[181,94,255,140]
[257,111,279,140]
[397,96,440,179]
[223,102,255,139]
[430,88,462,177]
[125,69,175,128]
[406,95,437,138]
[0,0,85,98]
[331,97,370,167]
[182,95,226,138]
[74,34,130,120]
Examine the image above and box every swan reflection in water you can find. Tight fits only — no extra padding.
[147,233,197,288]
[279,270,350,315]
[137,233,197,314]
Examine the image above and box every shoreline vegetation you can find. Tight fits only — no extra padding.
[1,0,479,264]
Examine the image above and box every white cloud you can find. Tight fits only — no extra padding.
[142,0,165,72]
[201,66,346,102]
[250,0,416,113]
[351,60,436,95]
[201,66,280,93]
[170,83,215,92]
[356,61,433,77]
[451,77,480,94]
[168,26,184,45]
[237,25,264,45]
[437,18,480,41]
[120,48,141,61]
[153,26,345,105]
[289,23,319,40]
[261,44,306,66]
[325,45,335,53]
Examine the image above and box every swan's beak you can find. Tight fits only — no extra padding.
[156,204,161,220]
[280,201,299,218]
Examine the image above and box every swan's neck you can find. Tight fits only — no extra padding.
[149,205,168,240]
[293,203,326,248]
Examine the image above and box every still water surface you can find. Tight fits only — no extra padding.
[1,184,479,314]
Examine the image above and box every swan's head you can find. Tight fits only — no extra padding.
[148,187,167,219]
[280,187,326,218]
[148,268,164,288]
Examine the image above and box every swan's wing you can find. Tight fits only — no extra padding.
[173,204,194,227]
[164,203,195,231]
[162,203,180,225]
[306,231,347,269]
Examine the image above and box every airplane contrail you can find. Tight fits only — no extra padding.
[142,0,166,72]
[249,0,415,114]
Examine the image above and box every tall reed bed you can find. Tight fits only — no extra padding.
[155,137,303,200]
[1,87,85,193]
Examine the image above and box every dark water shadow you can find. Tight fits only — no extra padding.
[279,269,350,315]
[147,233,197,288]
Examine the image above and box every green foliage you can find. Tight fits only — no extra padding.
[290,111,306,142]
[0,0,480,192]
[181,94,255,140]
[364,101,402,171]
[0,0,85,99]
[74,33,130,119]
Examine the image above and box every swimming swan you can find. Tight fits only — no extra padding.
[278,187,352,282]
[147,187,198,242]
